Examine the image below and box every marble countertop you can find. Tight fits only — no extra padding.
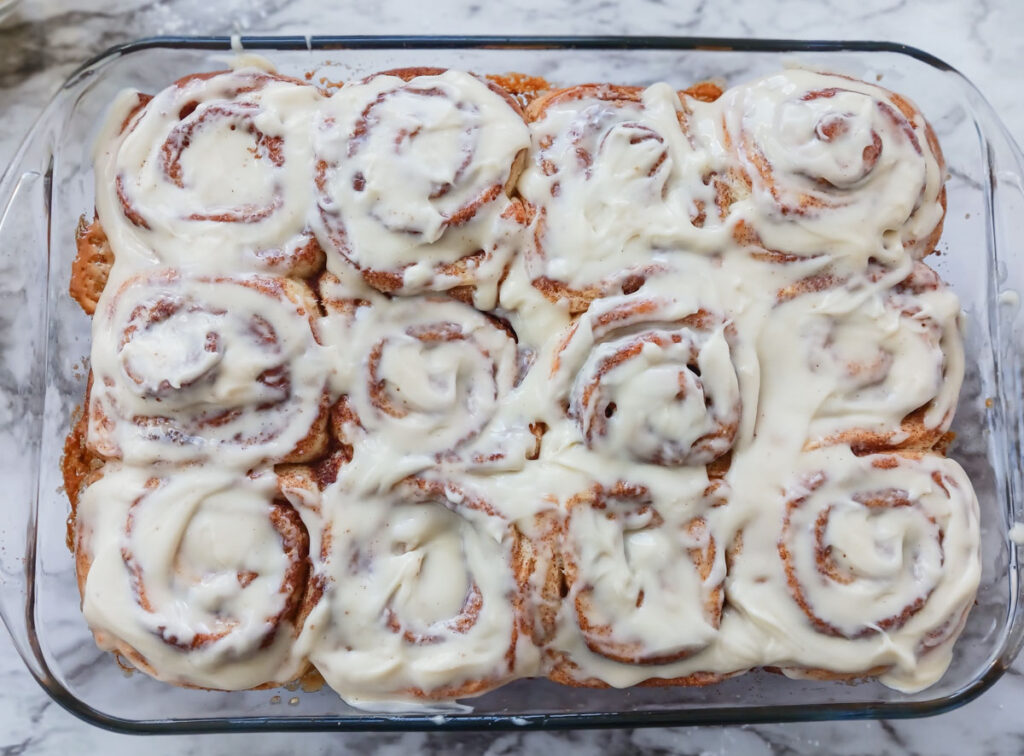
[1,0,1022,753]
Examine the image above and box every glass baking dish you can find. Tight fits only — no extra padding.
[0,35,1022,734]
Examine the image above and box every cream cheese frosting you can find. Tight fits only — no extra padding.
[76,464,312,690]
[86,270,330,466]
[312,69,530,309]
[93,70,326,278]
[718,69,947,268]
[73,62,978,708]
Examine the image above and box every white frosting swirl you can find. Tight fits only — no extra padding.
[720,69,946,267]
[318,271,533,485]
[799,264,964,447]
[87,271,330,466]
[94,70,324,276]
[76,464,312,690]
[518,84,728,303]
[551,285,741,466]
[313,70,530,308]
[299,476,537,705]
[560,480,727,669]
[732,448,980,691]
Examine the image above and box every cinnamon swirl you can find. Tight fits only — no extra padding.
[519,84,728,312]
[87,271,331,465]
[548,478,730,688]
[93,69,326,277]
[301,475,538,704]
[729,447,980,690]
[313,68,529,309]
[318,271,535,480]
[759,261,964,454]
[719,69,946,269]
[74,464,317,690]
[550,284,741,467]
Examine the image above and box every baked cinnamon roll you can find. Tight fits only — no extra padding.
[67,61,979,704]
[767,262,963,453]
[730,447,980,689]
[547,478,731,687]
[313,68,529,309]
[301,475,538,704]
[74,464,317,690]
[550,288,741,466]
[94,69,325,277]
[519,84,727,313]
[719,69,946,269]
[87,271,331,466]
[318,271,535,478]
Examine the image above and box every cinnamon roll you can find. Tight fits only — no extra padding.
[318,271,535,479]
[519,84,726,312]
[731,447,980,689]
[769,262,963,453]
[313,68,529,309]
[302,475,538,704]
[74,464,317,690]
[87,271,331,466]
[550,287,741,466]
[548,478,730,687]
[93,69,325,277]
[719,69,946,268]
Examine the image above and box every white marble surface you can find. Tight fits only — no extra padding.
[1,0,1023,753]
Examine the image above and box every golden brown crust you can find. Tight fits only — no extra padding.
[545,649,730,688]
[805,405,950,457]
[70,216,114,316]
[486,72,552,108]
[62,374,103,551]
[512,507,565,646]
[525,83,645,122]
[681,81,724,103]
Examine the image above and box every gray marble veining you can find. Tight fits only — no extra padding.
[1,0,1022,753]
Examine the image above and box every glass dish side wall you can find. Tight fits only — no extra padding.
[0,37,1021,733]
